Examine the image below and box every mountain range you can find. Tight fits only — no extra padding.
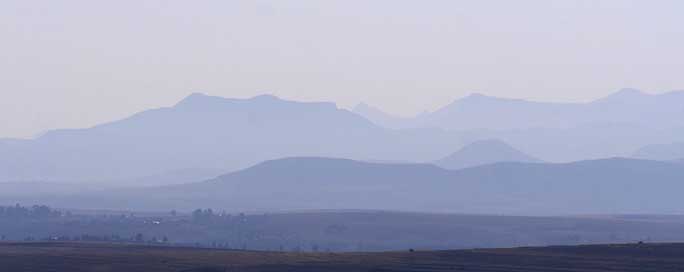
[27,156,684,215]
[354,88,684,131]
[2,89,684,184]
[0,93,467,182]
[0,93,374,181]
[355,89,684,162]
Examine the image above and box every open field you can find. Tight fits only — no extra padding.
[4,207,684,251]
[1,242,684,272]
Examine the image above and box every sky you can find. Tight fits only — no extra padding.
[2,0,684,138]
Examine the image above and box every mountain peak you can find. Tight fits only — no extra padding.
[450,92,517,105]
[174,93,289,109]
[461,92,493,101]
[595,88,647,103]
[183,92,211,100]
[435,139,540,170]
[463,139,514,149]
[174,92,224,108]
[352,102,410,129]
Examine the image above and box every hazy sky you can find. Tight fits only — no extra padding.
[2,0,684,138]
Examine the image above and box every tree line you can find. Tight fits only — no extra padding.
[0,204,65,218]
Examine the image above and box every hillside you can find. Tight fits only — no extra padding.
[434,139,541,169]
[31,157,684,214]
[5,207,684,252]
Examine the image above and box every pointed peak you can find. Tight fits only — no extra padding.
[436,138,541,169]
[608,88,646,98]
[459,92,505,101]
[447,92,506,106]
[174,92,223,108]
[180,92,209,101]
[594,88,647,103]
[457,92,490,101]
[187,92,209,97]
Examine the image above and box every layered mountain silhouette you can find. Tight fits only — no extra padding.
[434,139,541,169]
[353,89,684,162]
[0,93,378,181]
[0,93,467,182]
[356,89,684,131]
[4,89,684,184]
[633,142,684,161]
[352,103,412,129]
[36,156,684,215]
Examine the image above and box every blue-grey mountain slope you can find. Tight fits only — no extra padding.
[352,102,414,130]
[4,89,684,184]
[353,89,684,162]
[355,89,684,130]
[38,157,684,215]
[417,89,684,131]
[434,139,541,169]
[0,94,465,183]
[0,94,378,181]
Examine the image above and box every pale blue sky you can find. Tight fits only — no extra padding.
[2,0,684,138]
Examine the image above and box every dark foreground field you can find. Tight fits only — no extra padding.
[1,242,684,272]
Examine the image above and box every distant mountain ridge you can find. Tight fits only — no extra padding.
[435,139,541,169]
[4,89,684,184]
[37,156,684,215]
[0,93,467,182]
[352,103,413,129]
[0,93,381,181]
[353,89,684,162]
[355,89,684,131]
